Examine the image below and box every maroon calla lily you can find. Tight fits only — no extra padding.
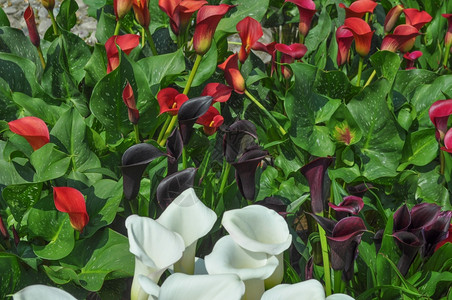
[8,117,50,151]
[393,204,411,232]
[443,14,452,48]
[328,195,364,220]
[157,87,189,116]
[218,54,246,94]
[424,211,452,257]
[442,128,452,153]
[159,0,207,36]
[347,182,373,198]
[193,4,235,55]
[409,202,441,232]
[393,231,423,276]
[336,26,354,66]
[133,0,150,28]
[343,17,374,57]
[53,187,89,232]
[114,0,133,20]
[166,128,183,175]
[429,99,452,142]
[196,106,224,136]
[223,120,258,163]
[0,216,9,239]
[156,168,197,209]
[435,225,452,251]
[285,0,316,39]
[403,8,432,30]
[178,96,213,145]
[300,157,333,214]
[105,34,140,73]
[403,51,422,69]
[237,17,264,64]
[384,4,404,33]
[24,5,40,47]
[381,24,419,53]
[339,0,377,19]
[255,197,288,217]
[122,82,140,125]
[201,83,233,103]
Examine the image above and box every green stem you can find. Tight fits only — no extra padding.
[333,270,344,293]
[182,148,187,169]
[356,57,364,87]
[37,46,46,69]
[145,28,158,56]
[443,43,451,68]
[318,217,332,296]
[219,163,231,195]
[159,115,178,147]
[364,70,376,88]
[244,89,287,136]
[141,27,145,47]
[48,9,59,36]
[365,12,369,23]
[157,115,172,144]
[114,20,121,36]
[440,150,445,175]
[299,34,305,44]
[183,54,203,95]
[133,124,140,144]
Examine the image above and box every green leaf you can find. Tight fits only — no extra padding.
[0,253,22,298]
[409,271,452,298]
[0,141,35,185]
[376,213,399,287]
[314,70,361,102]
[370,51,401,85]
[0,8,10,26]
[415,166,450,210]
[30,143,71,182]
[398,129,438,171]
[2,183,42,224]
[185,41,217,88]
[56,0,79,31]
[43,265,80,285]
[393,69,438,99]
[84,44,107,87]
[95,9,116,45]
[12,92,65,126]
[216,0,270,34]
[32,218,75,260]
[274,140,304,177]
[305,9,332,58]
[256,166,279,201]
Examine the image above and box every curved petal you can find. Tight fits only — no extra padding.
[403,8,432,30]
[336,26,354,66]
[300,157,333,214]
[201,83,233,103]
[275,43,307,59]
[218,54,246,94]
[384,4,404,33]
[13,285,77,300]
[285,0,316,37]
[53,187,89,232]
[261,279,325,300]
[123,82,139,124]
[343,17,374,57]
[381,25,419,52]
[393,204,411,232]
[222,205,291,255]
[429,99,452,141]
[237,16,263,63]
[196,106,224,135]
[409,202,441,230]
[326,294,356,300]
[156,168,197,209]
[24,6,40,47]
[157,88,188,116]
[178,96,213,145]
[8,116,50,151]
[328,196,364,215]
[443,14,452,46]
[339,0,377,19]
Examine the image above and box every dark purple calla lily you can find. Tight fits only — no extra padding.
[231,148,268,201]
[121,143,166,200]
[429,99,452,142]
[156,167,197,209]
[166,128,183,175]
[223,120,258,163]
[328,195,364,220]
[177,96,213,145]
[393,231,423,276]
[300,157,333,214]
[347,183,373,198]
[423,211,452,257]
[408,203,441,231]
[393,204,411,232]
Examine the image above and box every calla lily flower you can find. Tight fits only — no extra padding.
[429,99,452,142]
[126,215,185,300]
[0,216,8,239]
[178,96,213,145]
[300,157,333,214]
[201,83,233,103]
[218,54,246,94]
[157,88,189,116]
[205,235,279,300]
[339,0,377,19]
[13,285,77,300]
[343,17,374,57]
[237,17,264,64]
[409,203,441,232]
[41,0,55,10]
[380,24,419,53]
[223,120,258,163]
[53,187,89,232]
[105,34,140,73]
[347,182,373,198]
[8,116,50,151]
[157,188,217,275]
[196,106,224,136]
[252,41,277,74]
[443,14,452,48]
[114,0,133,20]
[156,168,197,209]
[423,211,452,257]
[403,51,422,69]
[159,0,207,36]
[123,82,140,125]
[328,195,364,220]
[166,128,183,175]
[133,0,150,28]
[442,128,452,153]
[435,226,452,251]
[193,4,235,55]
[336,26,354,66]
[275,43,308,78]
[285,0,316,39]
[393,231,423,276]
[121,143,166,200]
[393,204,411,232]
[403,8,432,30]
[384,4,404,33]
[231,148,269,201]
[24,5,40,47]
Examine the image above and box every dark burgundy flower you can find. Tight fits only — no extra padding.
[218,54,246,94]
[381,24,419,53]
[53,187,89,232]
[384,4,404,33]
[255,196,288,217]
[105,34,140,73]
[435,225,452,251]
[156,168,197,209]
[336,26,354,66]
[393,204,411,232]
[343,17,374,57]
[201,83,233,103]
[0,216,9,239]
[393,231,423,276]
[159,0,207,36]
[24,5,40,47]
[223,120,258,163]
[122,82,139,124]
[178,96,213,145]
[408,202,441,232]
[157,88,189,116]
[328,195,364,220]
[442,128,452,153]
[347,183,373,198]
[424,211,452,257]
[300,157,333,214]
[403,51,422,69]
[237,16,263,64]
[196,106,224,136]
[403,8,432,30]
[429,99,452,142]
[166,128,183,175]
[339,0,378,19]
[8,117,50,151]
[285,0,316,39]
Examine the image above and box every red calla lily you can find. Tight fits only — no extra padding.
[122,82,140,124]
[443,14,452,48]
[24,5,40,47]
[275,43,307,78]
[201,83,233,103]
[343,17,374,57]
[339,0,377,19]
[381,24,419,53]
[157,87,189,115]
[252,41,277,74]
[237,17,263,64]
[159,0,207,36]
[0,216,8,239]
[218,54,245,94]
[105,34,140,73]
[53,187,89,232]
[193,4,235,56]
[384,4,404,33]
[114,0,133,20]
[442,128,452,153]
[196,106,224,135]
[403,50,422,69]
[403,8,432,30]
[336,26,354,66]
[8,117,50,151]
[428,99,452,142]
[133,0,150,28]
[285,0,316,39]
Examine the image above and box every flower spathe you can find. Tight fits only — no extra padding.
[218,54,245,94]
[443,14,452,47]
[339,0,377,19]
[8,116,50,151]
[105,34,140,73]
[13,285,77,300]
[404,51,422,69]
[300,157,333,214]
[384,4,404,33]
[381,24,419,53]
[159,0,207,36]
[343,17,374,57]
[429,99,452,142]
[237,16,263,64]
[195,106,224,136]
[114,0,133,20]
[24,5,40,47]
[53,187,89,232]
[201,82,233,103]
[122,82,140,124]
[285,0,316,39]
[336,26,354,66]
[157,87,189,116]
[41,0,55,10]
[133,0,150,28]
[403,8,432,30]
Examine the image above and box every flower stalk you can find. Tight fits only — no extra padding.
[144,27,158,56]
[114,20,121,35]
[37,46,46,69]
[356,57,364,87]
[48,9,59,35]
[317,217,332,296]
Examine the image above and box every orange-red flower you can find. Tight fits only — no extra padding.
[237,17,263,64]
[201,83,233,103]
[122,82,140,124]
[218,54,245,94]
[133,0,150,28]
[24,5,40,47]
[53,187,89,232]
[384,4,404,33]
[403,51,422,70]
[8,117,49,151]
[403,8,432,30]
[381,24,419,53]
[285,0,316,39]
[193,4,235,55]
[443,14,452,48]
[196,106,224,135]
[339,0,377,19]
[336,25,354,66]
[114,0,133,20]
[105,34,140,73]
[157,87,189,115]
[343,17,374,57]
[159,0,207,36]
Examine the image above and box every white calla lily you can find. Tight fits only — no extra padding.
[221,205,291,287]
[261,279,326,300]
[126,215,185,300]
[157,188,216,274]
[205,235,278,300]
[12,285,77,300]
[326,294,356,300]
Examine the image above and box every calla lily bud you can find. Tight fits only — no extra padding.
[8,116,50,151]
[24,5,40,48]
[429,99,452,142]
[300,157,333,214]
[114,0,133,20]
[0,216,9,239]
[133,0,150,28]
[237,16,263,64]
[443,14,452,48]
[53,187,89,232]
[41,0,55,10]
[384,4,404,33]
[336,26,354,66]
[218,54,246,94]
[122,82,140,125]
